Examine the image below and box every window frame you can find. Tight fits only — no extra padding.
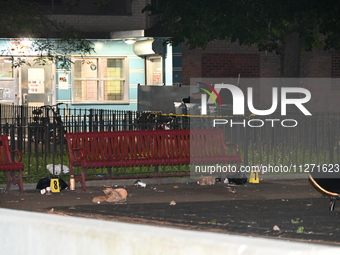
[0,57,14,80]
[71,56,129,104]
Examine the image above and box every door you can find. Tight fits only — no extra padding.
[20,58,54,107]
[146,56,163,86]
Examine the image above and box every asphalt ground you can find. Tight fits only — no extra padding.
[1,176,340,245]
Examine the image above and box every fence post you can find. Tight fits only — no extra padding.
[243,123,249,166]
[128,111,133,131]
[89,109,93,132]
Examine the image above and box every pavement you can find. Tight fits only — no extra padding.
[1,173,340,245]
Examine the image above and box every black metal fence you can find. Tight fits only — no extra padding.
[1,104,340,181]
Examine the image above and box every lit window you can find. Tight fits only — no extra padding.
[0,58,13,78]
[72,58,128,103]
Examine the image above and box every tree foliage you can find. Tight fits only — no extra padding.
[144,0,340,76]
[0,0,95,68]
[145,0,340,51]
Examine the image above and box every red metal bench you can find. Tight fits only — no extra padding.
[66,129,242,191]
[0,135,24,193]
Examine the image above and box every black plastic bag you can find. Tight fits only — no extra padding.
[227,172,248,185]
[36,177,69,190]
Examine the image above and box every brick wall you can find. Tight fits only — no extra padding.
[182,40,340,83]
[182,40,281,85]
[331,54,340,78]
[182,40,340,112]
[201,53,260,78]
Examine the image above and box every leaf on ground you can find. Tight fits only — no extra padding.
[296,226,304,233]
[291,218,303,224]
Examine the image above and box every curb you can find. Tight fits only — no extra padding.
[1,173,308,192]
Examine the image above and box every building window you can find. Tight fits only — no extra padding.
[0,58,13,78]
[72,57,128,103]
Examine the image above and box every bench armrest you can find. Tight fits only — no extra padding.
[10,150,22,163]
[225,143,240,155]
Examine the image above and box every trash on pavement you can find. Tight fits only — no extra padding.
[197,176,216,186]
[169,200,176,205]
[273,225,280,231]
[92,188,128,204]
[227,172,248,185]
[153,187,164,192]
[48,208,68,216]
[45,187,52,195]
[69,175,75,191]
[227,187,236,193]
[215,178,222,182]
[92,196,107,204]
[40,187,53,195]
[134,180,146,188]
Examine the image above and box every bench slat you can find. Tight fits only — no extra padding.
[66,129,242,191]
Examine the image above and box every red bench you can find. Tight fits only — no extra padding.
[66,129,242,191]
[0,135,24,193]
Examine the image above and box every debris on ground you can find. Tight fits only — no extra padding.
[152,187,164,192]
[197,176,216,186]
[215,178,222,183]
[45,187,52,195]
[291,218,303,224]
[227,173,248,185]
[134,180,146,188]
[296,226,305,233]
[47,208,69,216]
[227,187,236,193]
[92,188,128,204]
[40,187,52,195]
[169,201,176,205]
[273,225,280,231]
[92,195,107,204]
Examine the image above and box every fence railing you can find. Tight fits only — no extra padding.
[1,104,340,182]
